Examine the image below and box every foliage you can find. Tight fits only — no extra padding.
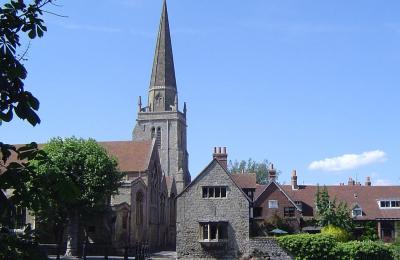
[277,233,396,260]
[0,225,47,260]
[321,225,350,242]
[358,221,378,241]
[31,137,123,219]
[333,241,394,260]
[277,233,337,260]
[0,1,59,258]
[389,243,400,259]
[229,158,275,184]
[251,213,295,237]
[315,186,354,232]
[0,0,55,126]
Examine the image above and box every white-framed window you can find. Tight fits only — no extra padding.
[268,200,278,209]
[295,201,303,211]
[199,222,227,241]
[352,207,363,217]
[379,200,400,209]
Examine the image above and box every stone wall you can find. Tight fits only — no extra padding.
[177,160,250,259]
[244,237,293,260]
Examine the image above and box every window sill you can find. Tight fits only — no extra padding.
[199,239,228,247]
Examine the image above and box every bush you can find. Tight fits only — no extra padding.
[277,233,396,260]
[389,243,400,259]
[321,225,350,242]
[334,241,394,260]
[277,233,336,259]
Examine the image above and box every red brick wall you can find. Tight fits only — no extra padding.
[254,183,300,230]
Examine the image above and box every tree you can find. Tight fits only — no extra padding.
[315,186,354,232]
[29,137,123,256]
[229,158,276,184]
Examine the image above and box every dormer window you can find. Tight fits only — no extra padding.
[352,207,363,217]
[379,200,400,208]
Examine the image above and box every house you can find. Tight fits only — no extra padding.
[233,165,400,242]
[176,148,291,259]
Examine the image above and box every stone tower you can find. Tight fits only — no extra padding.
[133,0,190,193]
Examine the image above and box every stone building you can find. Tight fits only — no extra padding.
[105,0,187,251]
[132,0,191,194]
[3,0,187,255]
[176,148,292,259]
[176,153,251,259]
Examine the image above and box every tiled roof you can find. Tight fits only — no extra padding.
[231,173,257,189]
[100,140,153,172]
[281,185,400,220]
[255,184,267,199]
[2,140,154,174]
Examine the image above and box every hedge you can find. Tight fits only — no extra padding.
[277,234,395,260]
[334,241,393,260]
[276,233,337,259]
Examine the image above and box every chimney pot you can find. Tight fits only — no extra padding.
[365,176,372,186]
[291,169,298,190]
[213,146,228,169]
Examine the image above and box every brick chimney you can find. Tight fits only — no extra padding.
[213,147,228,169]
[348,177,355,186]
[365,176,372,186]
[291,170,298,190]
[268,164,277,182]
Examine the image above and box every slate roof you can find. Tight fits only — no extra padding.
[231,173,257,189]
[281,185,400,220]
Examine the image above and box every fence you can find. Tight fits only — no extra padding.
[41,242,150,259]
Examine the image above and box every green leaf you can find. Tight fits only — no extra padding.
[28,28,36,39]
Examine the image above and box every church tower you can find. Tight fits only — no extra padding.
[133,0,190,193]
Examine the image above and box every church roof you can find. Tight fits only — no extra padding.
[150,0,177,89]
[100,140,154,172]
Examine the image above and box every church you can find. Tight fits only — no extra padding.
[104,0,191,252]
[2,0,190,255]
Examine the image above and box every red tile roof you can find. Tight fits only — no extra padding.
[281,185,400,220]
[231,173,257,189]
[100,140,153,172]
[3,140,154,174]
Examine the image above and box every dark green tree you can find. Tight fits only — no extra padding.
[229,158,275,184]
[0,1,58,258]
[29,137,123,256]
[315,186,354,232]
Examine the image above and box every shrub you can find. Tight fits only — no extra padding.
[321,225,350,242]
[277,233,336,259]
[389,243,400,259]
[333,241,394,260]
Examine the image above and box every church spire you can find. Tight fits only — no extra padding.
[150,0,176,89]
[148,0,177,111]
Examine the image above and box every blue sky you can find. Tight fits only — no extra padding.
[2,0,400,186]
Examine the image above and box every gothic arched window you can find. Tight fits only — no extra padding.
[151,127,156,140]
[156,127,161,148]
[170,193,175,226]
[136,192,144,225]
[160,195,165,224]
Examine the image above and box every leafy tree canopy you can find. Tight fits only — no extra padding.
[315,186,354,232]
[229,158,276,184]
